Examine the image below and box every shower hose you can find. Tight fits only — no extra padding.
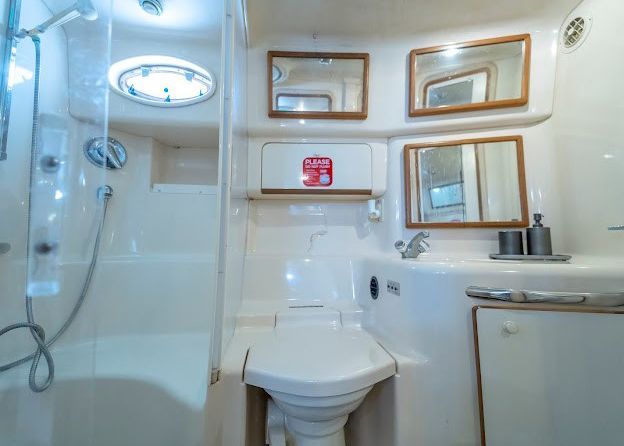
[0,36,110,393]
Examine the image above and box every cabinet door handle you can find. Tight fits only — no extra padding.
[466,286,624,307]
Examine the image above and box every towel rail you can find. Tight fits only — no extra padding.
[466,286,624,307]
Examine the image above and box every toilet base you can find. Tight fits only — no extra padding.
[287,429,345,446]
[285,415,347,446]
[265,387,372,446]
[266,399,287,446]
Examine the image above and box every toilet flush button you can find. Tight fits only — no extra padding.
[502,321,519,335]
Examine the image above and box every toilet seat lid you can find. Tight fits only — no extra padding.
[244,327,396,397]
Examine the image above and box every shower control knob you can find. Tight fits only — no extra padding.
[40,155,61,173]
[502,321,519,335]
[34,241,58,255]
[84,137,127,170]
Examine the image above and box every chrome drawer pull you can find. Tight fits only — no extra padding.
[466,286,624,307]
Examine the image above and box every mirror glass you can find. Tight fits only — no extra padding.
[404,137,528,227]
[269,52,368,119]
[409,35,530,116]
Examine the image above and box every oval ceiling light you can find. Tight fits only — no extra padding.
[108,56,217,107]
[139,0,163,16]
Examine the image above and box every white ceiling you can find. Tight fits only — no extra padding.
[247,0,582,44]
[44,0,223,41]
[108,0,223,40]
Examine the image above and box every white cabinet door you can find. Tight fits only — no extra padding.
[261,142,372,191]
[475,307,624,446]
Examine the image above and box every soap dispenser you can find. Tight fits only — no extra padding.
[526,213,552,256]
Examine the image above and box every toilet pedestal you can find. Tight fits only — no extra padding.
[285,414,347,446]
[244,308,396,446]
[266,387,371,446]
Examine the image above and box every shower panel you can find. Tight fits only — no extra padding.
[0,0,113,441]
[2,0,225,442]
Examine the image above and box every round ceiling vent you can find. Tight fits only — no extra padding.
[139,0,164,16]
[561,14,592,52]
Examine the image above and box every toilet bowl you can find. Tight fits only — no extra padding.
[244,308,396,446]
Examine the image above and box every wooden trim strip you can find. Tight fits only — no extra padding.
[268,51,369,120]
[409,34,531,117]
[472,305,487,446]
[474,143,485,221]
[261,188,372,196]
[268,51,369,59]
[403,135,529,229]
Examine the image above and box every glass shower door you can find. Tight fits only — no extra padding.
[0,0,112,444]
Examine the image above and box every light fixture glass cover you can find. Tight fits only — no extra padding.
[109,56,217,107]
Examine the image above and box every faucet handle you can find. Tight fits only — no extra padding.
[394,240,408,254]
[417,239,430,253]
[609,225,624,231]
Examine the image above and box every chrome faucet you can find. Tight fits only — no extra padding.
[609,225,624,231]
[394,231,430,259]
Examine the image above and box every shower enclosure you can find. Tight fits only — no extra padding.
[0,0,223,444]
[0,0,112,442]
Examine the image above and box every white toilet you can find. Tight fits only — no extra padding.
[244,308,396,446]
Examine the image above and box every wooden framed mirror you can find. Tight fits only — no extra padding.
[409,34,531,116]
[268,51,369,120]
[404,136,529,228]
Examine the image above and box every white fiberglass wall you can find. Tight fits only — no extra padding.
[552,0,624,256]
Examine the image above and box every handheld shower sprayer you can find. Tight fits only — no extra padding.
[16,0,98,39]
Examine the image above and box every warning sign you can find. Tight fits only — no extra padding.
[302,157,333,187]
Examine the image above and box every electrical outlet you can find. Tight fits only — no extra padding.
[387,280,400,296]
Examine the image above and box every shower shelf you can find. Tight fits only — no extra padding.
[151,183,217,195]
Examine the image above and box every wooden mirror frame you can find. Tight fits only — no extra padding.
[267,51,369,120]
[403,135,529,229]
[408,34,531,117]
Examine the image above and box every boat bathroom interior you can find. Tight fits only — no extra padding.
[1,0,623,445]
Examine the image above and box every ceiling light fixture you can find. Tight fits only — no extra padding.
[139,0,164,16]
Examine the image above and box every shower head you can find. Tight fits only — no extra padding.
[16,0,98,38]
[39,0,98,31]
[76,0,99,21]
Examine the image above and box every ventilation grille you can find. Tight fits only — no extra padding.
[564,17,586,48]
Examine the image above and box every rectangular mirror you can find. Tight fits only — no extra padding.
[268,51,369,119]
[404,136,529,228]
[409,34,531,116]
